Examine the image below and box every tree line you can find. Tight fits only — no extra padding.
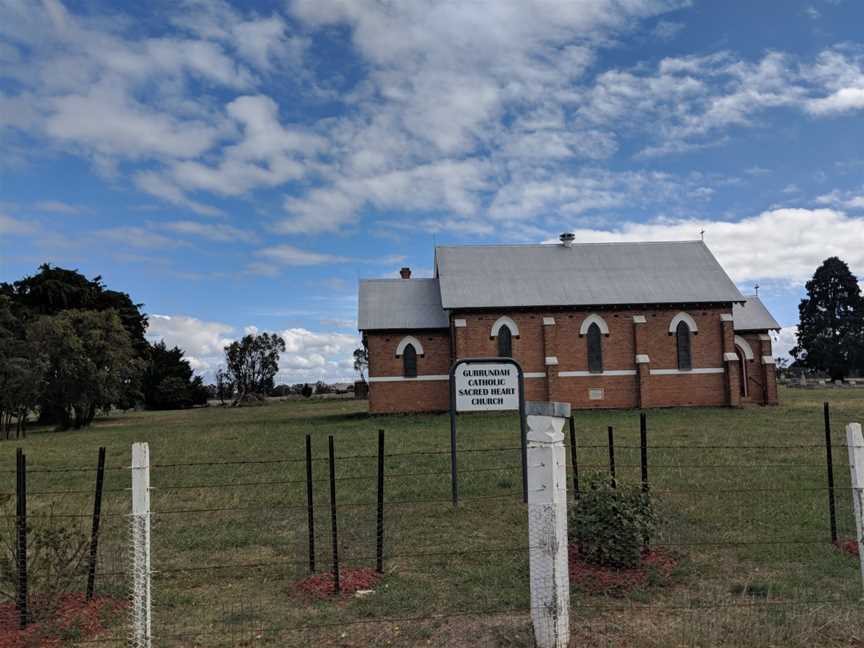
[0,265,289,437]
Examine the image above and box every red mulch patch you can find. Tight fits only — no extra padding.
[834,537,859,556]
[568,545,678,595]
[295,568,381,599]
[0,594,125,648]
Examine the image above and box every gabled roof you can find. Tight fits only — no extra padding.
[358,278,449,331]
[434,240,744,309]
[733,295,781,331]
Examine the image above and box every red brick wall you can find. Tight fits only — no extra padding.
[364,306,780,413]
[735,332,779,405]
[366,330,450,413]
[453,313,546,374]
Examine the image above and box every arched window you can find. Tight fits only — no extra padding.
[587,322,603,373]
[497,325,513,358]
[402,344,418,378]
[676,320,692,370]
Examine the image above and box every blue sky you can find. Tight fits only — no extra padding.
[2,0,864,382]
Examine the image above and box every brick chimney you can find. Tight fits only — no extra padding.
[400,267,411,279]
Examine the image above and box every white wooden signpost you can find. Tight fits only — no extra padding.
[449,357,527,505]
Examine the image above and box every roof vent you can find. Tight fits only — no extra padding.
[559,232,575,248]
[399,267,411,279]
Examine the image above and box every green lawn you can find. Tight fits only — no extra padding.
[3,387,864,647]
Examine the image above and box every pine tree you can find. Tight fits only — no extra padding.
[792,257,864,380]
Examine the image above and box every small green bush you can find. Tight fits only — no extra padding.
[569,473,657,569]
[0,502,89,620]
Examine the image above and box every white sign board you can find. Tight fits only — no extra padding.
[454,362,520,412]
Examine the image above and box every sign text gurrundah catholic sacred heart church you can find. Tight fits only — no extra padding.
[454,362,520,412]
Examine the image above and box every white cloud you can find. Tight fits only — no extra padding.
[653,20,685,40]
[133,172,222,216]
[157,95,327,199]
[6,0,864,243]
[0,213,39,236]
[772,326,798,362]
[96,227,183,250]
[275,0,691,233]
[146,314,236,369]
[44,82,227,159]
[255,245,347,267]
[146,314,358,382]
[487,168,715,223]
[161,220,258,243]
[171,0,304,71]
[807,87,864,115]
[552,208,864,283]
[277,327,359,382]
[0,0,285,205]
[33,200,82,214]
[815,188,864,210]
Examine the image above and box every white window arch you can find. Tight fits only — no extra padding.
[490,316,520,338]
[395,335,424,357]
[668,311,699,334]
[734,335,754,361]
[579,313,610,336]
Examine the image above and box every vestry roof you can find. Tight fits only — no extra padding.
[434,240,744,309]
[733,295,781,331]
[358,278,449,331]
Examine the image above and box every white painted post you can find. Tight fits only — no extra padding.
[526,406,570,648]
[130,442,151,648]
[846,423,864,598]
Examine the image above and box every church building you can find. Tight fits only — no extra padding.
[358,235,780,414]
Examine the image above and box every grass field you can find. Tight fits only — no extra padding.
[3,387,864,647]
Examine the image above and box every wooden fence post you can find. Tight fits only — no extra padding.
[526,401,570,648]
[845,422,864,598]
[130,442,152,648]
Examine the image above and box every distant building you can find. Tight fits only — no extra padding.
[358,236,780,414]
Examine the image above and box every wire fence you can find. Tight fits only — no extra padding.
[1,402,863,647]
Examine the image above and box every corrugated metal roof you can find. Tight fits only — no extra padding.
[733,295,781,331]
[435,240,744,309]
[358,278,449,331]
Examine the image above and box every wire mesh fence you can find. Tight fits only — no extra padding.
[0,402,863,647]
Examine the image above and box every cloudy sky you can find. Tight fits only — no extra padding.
[2,0,864,383]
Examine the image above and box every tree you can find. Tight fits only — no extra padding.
[2,265,148,424]
[28,310,142,430]
[353,346,369,382]
[215,368,233,405]
[0,297,45,439]
[142,341,207,410]
[791,257,864,380]
[2,264,148,353]
[223,332,286,402]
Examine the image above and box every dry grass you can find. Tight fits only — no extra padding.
[0,387,863,646]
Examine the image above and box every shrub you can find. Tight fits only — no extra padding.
[568,473,657,569]
[0,502,89,621]
[301,384,313,398]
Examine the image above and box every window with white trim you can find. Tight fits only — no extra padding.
[402,343,418,378]
[497,325,513,358]
[587,322,603,373]
[676,320,692,370]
